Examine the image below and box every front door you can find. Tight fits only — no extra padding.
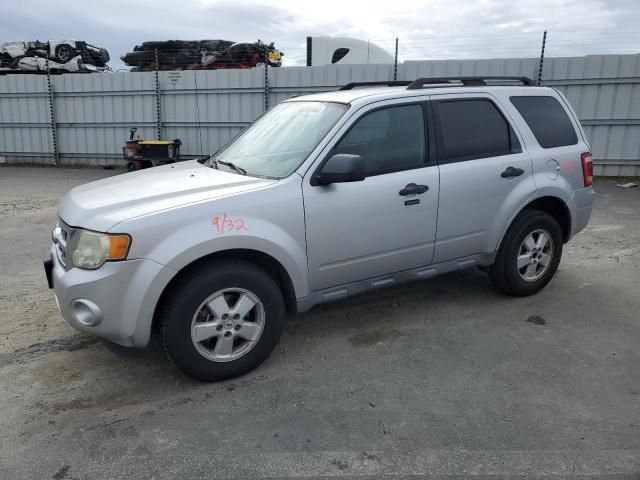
[302,101,440,291]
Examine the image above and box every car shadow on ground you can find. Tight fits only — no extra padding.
[7,268,495,391]
[127,268,501,378]
[7,262,611,425]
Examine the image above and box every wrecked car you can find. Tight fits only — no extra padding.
[121,39,282,71]
[0,55,84,74]
[0,40,109,73]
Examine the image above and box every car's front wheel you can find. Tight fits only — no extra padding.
[489,210,563,296]
[160,260,286,382]
[55,44,74,63]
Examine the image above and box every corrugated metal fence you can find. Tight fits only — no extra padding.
[1,54,639,176]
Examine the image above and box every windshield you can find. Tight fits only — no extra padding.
[215,101,347,178]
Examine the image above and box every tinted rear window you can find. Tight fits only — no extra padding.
[437,99,520,162]
[510,96,578,148]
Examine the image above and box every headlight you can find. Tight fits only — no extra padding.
[71,230,131,270]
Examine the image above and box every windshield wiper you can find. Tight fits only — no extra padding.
[217,160,247,175]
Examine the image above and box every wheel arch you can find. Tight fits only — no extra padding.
[151,248,297,334]
[498,195,572,250]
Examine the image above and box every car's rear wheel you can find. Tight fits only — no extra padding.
[489,210,563,296]
[160,260,286,382]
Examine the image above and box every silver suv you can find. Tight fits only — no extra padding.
[43,76,595,381]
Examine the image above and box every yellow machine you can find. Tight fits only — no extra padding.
[123,128,182,171]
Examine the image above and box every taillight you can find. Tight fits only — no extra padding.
[581,152,593,187]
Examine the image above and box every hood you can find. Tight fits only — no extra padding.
[58,160,276,231]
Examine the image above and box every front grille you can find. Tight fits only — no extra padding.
[53,220,71,269]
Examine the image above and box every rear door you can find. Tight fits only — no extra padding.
[432,93,536,263]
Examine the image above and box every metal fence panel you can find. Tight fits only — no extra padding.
[159,69,264,157]
[50,72,157,165]
[0,54,638,175]
[0,75,52,162]
[401,58,540,79]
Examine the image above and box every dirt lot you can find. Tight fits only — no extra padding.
[0,166,639,479]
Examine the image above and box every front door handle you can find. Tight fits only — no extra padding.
[501,166,524,178]
[399,183,429,196]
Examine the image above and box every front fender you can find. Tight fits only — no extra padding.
[118,178,308,346]
[130,227,307,347]
[115,177,309,298]
[161,227,309,300]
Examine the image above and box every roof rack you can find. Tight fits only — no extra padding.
[340,81,412,90]
[406,76,536,89]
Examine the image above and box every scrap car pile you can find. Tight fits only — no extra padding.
[0,40,109,74]
[121,39,283,71]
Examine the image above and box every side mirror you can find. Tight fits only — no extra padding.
[313,154,365,186]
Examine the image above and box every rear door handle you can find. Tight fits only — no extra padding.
[501,166,524,178]
[399,183,429,196]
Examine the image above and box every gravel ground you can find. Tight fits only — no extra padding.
[0,166,639,479]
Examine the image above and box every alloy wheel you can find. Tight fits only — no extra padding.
[517,229,554,282]
[190,288,265,362]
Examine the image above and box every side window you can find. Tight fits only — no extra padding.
[437,99,521,162]
[334,104,426,175]
[510,96,578,148]
[331,48,350,64]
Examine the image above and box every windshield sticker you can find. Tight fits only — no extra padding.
[212,214,249,234]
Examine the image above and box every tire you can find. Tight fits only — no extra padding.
[0,53,12,68]
[55,44,74,63]
[160,259,286,382]
[489,210,563,297]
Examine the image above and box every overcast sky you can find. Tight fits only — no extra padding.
[2,0,639,69]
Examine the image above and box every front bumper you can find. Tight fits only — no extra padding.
[45,245,175,347]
